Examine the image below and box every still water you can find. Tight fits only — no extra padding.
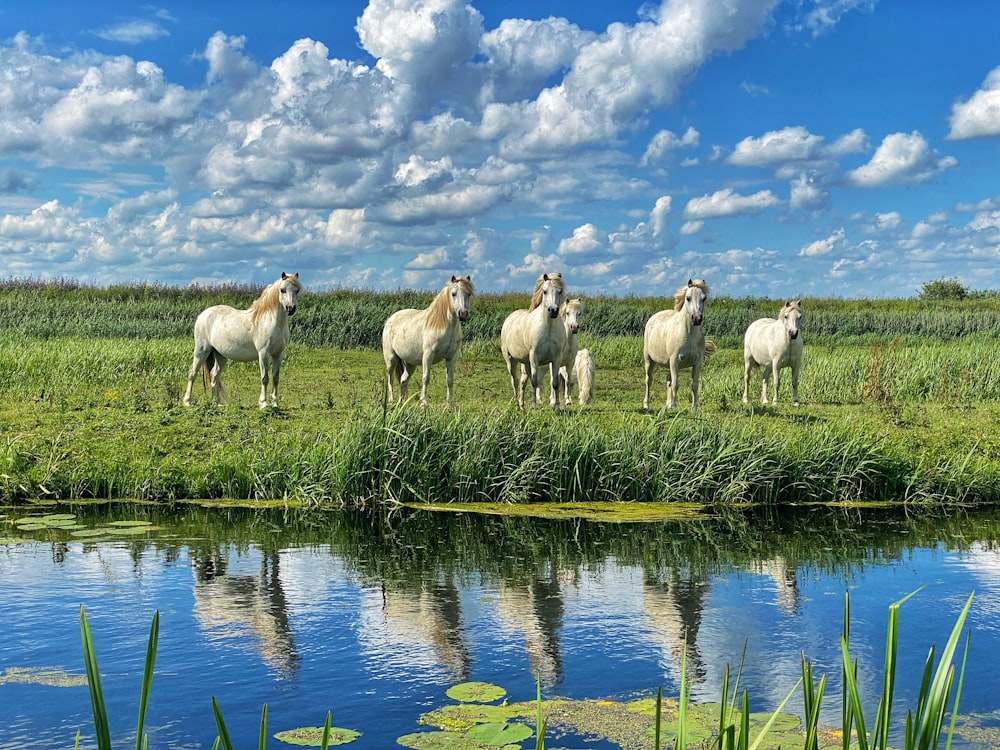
[2,503,1000,749]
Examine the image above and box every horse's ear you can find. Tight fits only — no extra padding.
[282,272,288,280]
[543,273,550,281]
[451,275,458,282]
[687,278,694,286]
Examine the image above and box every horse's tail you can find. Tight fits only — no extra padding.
[703,338,717,360]
[393,359,404,380]
[576,351,595,404]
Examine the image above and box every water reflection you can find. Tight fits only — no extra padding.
[3,503,1000,749]
[191,548,299,679]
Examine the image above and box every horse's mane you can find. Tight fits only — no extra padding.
[529,273,564,311]
[561,297,582,319]
[673,279,710,312]
[250,273,301,323]
[426,275,475,331]
[781,299,802,314]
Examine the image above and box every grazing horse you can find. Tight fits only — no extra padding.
[500,273,566,410]
[643,279,713,411]
[574,348,595,405]
[743,299,803,406]
[183,272,302,408]
[382,275,475,407]
[557,298,583,405]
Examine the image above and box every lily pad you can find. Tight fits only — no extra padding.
[13,522,48,531]
[445,682,506,703]
[40,514,77,522]
[273,726,361,746]
[397,731,485,749]
[109,520,154,527]
[465,721,532,746]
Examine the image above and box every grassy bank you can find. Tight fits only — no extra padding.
[1,329,999,505]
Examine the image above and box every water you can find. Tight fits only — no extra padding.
[2,504,1000,749]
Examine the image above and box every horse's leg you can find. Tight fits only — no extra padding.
[691,359,701,411]
[667,357,679,409]
[385,355,398,403]
[548,360,561,411]
[742,357,753,405]
[420,351,435,408]
[791,363,800,407]
[257,351,270,409]
[771,360,781,404]
[270,353,283,407]
[528,354,542,407]
[643,355,655,410]
[183,344,209,406]
[504,355,521,407]
[399,363,416,402]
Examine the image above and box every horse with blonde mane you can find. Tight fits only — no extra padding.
[500,273,566,410]
[382,275,474,407]
[183,272,302,408]
[574,348,595,405]
[557,298,583,405]
[643,278,714,411]
[743,299,803,406]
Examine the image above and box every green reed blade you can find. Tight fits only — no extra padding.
[321,710,332,750]
[944,631,972,750]
[258,704,268,750]
[80,606,112,750]
[135,610,159,750]
[211,697,235,750]
[653,686,662,750]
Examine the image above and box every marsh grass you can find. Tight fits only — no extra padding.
[3,280,1000,505]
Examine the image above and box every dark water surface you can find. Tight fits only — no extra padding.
[2,503,1000,749]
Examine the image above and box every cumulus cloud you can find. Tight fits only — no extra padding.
[728,125,868,167]
[799,227,845,256]
[557,223,608,256]
[683,188,780,220]
[949,66,1000,140]
[845,131,958,188]
[640,127,699,166]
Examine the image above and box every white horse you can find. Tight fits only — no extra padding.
[743,299,803,406]
[643,279,713,411]
[500,273,566,410]
[574,348,595,405]
[557,298,583,405]
[183,272,302,408]
[382,275,474,407]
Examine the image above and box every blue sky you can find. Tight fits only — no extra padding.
[2,0,1000,299]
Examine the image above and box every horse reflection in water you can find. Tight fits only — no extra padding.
[753,555,800,614]
[191,550,299,679]
[372,575,471,683]
[496,570,570,687]
[643,569,710,691]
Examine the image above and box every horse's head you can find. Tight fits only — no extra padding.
[449,274,474,322]
[279,272,301,316]
[563,298,582,334]
[540,273,564,319]
[683,278,709,326]
[782,299,802,340]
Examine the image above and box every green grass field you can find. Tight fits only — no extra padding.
[1,281,999,506]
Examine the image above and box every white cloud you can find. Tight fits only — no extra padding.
[799,227,845,256]
[845,131,958,188]
[640,127,700,166]
[729,125,868,167]
[948,66,1000,140]
[683,188,780,220]
[94,21,170,44]
[650,196,672,236]
[557,223,608,256]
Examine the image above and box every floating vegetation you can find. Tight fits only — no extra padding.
[273,726,361,746]
[445,682,508,703]
[0,666,88,688]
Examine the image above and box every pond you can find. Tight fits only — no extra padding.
[2,503,1000,750]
